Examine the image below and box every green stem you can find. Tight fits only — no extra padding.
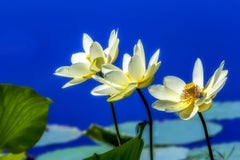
[137,89,153,160]
[198,112,214,160]
[109,101,122,146]
[98,72,122,146]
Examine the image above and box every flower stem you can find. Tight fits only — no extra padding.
[198,112,214,160]
[98,72,122,146]
[109,101,122,146]
[137,89,154,160]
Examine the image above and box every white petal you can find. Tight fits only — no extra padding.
[205,60,225,92]
[101,64,122,75]
[163,76,186,94]
[89,42,106,62]
[54,66,73,78]
[71,52,89,64]
[107,83,137,102]
[143,63,160,83]
[179,105,199,120]
[128,55,145,81]
[107,93,124,102]
[83,33,93,53]
[206,77,227,98]
[134,40,146,67]
[122,54,131,73]
[91,84,118,96]
[62,77,87,88]
[55,63,92,78]
[198,99,212,112]
[192,58,204,88]
[69,63,93,77]
[104,71,130,87]
[148,49,160,67]
[108,29,118,47]
[106,38,119,63]
[148,85,181,102]
[152,100,187,112]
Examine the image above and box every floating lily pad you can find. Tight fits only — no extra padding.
[107,119,222,145]
[187,142,240,160]
[35,125,82,147]
[204,101,240,120]
[140,146,189,160]
[36,145,112,160]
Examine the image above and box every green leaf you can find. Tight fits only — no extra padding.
[0,152,25,160]
[83,124,133,146]
[36,124,82,147]
[0,84,52,153]
[83,137,144,160]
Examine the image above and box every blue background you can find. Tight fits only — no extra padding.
[0,0,239,144]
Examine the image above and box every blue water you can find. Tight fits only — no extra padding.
[0,0,240,157]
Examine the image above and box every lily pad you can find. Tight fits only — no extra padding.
[107,119,222,145]
[36,145,112,160]
[36,125,82,147]
[204,101,240,120]
[141,146,189,160]
[187,142,240,160]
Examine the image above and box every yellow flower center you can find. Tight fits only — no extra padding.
[180,82,202,107]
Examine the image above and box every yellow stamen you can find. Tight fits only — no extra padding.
[180,82,202,107]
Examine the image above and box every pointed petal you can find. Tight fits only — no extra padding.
[62,78,87,88]
[134,40,146,67]
[83,33,93,53]
[152,100,188,112]
[148,49,160,67]
[55,63,92,78]
[89,42,106,62]
[92,75,122,89]
[91,84,118,96]
[54,66,73,78]
[122,54,131,73]
[192,58,204,88]
[163,76,186,94]
[107,83,137,102]
[198,99,212,112]
[206,77,227,98]
[101,64,122,74]
[107,38,119,63]
[71,52,89,64]
[108,29,118,47]
[104,71,130,87]
[204,61,225,93]
[179,105,199,120]
[148,85,181,102]
[107,93,124,102]
[128,55,145,81]
[139,62,160,88]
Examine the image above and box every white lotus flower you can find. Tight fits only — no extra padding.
[54,30,119,88]
[148,58,228,120]
[91,40,161,102]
